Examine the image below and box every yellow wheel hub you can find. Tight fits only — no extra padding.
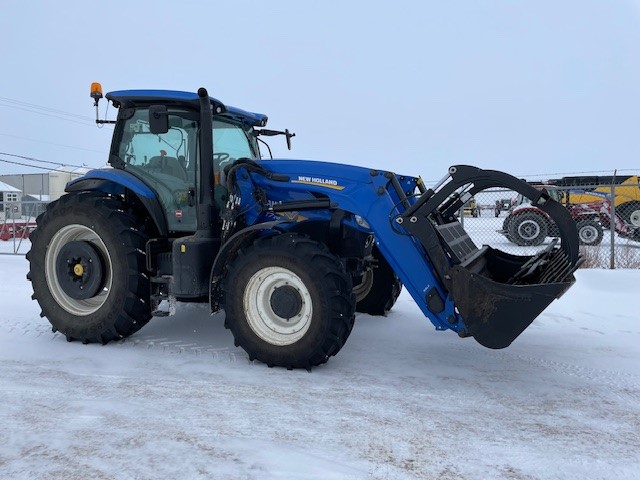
[73,264,84,276]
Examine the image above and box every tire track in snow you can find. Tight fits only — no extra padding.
[457,344,640,402]
[10,316,640,389]
[512,354,640,402]
[119,335,249,362]
[9,318,250,364]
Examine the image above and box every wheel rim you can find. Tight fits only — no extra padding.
[352,270,374,302]
[45,224,113,316]
[243,266,312,346]
[579,224,599,244]
[517,219,541,241]
[629,209,640,227]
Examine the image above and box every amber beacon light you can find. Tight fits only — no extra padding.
[90,82,103,102]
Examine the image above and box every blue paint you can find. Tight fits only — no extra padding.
[235,159,459,332]
[106,90,268,126]
[67,168,157,199]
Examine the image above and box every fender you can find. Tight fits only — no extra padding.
[65,168,168,235]
[209,221,290,312]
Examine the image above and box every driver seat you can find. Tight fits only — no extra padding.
[147,155,188,181]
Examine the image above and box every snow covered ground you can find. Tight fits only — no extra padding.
[1,248,639,479]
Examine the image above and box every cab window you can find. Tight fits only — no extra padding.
[212,118,259,173]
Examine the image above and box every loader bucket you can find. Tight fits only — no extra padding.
[448,246,576,348]
[400,165,582,348]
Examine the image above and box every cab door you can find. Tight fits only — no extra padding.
[117,108,199,232]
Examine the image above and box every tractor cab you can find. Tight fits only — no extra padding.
[101,89,264,233]
[513,185,565,208]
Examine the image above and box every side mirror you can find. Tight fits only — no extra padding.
[149,105,169,134]
[285,129,295,150]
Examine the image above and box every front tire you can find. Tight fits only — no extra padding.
[576,219,603,245]
[508,212,548,246]
[27,192,151,343]
[222,234,356,369]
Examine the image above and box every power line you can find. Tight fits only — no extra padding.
[0,95,117,131]
[0,152,87,169]
[0,133,106,154]
[0,157,70,173]
[0,96,95,122]
[0,103,96,127]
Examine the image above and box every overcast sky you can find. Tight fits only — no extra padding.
[1,0,639,183]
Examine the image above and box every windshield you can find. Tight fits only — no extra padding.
[515,187,564,207]
[213,118,259,169]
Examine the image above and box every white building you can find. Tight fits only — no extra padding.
[0,180,22,221]
[0,166,91,203]
[48,166,91,200]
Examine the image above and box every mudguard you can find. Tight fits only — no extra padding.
[208,221,291,311]
[65,168,168,235]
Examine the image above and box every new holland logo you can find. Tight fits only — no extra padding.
[292,176,345,190]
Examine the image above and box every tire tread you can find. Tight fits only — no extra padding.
[27,192,152,344]
[222,233,355,369]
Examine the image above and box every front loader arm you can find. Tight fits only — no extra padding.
[236,161,581,349]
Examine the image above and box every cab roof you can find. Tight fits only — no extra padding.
[105,89,268,127]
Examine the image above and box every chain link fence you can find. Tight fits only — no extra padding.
[459,182,640,269]
[0,200,45,256]
[2,185,639,269]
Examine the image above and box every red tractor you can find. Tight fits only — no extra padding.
[501,186,604,246]
[597,198,640,242]
[501,185,640,246]
[0,221,36,241]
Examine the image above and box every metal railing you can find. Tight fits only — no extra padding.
[0,200,46,256]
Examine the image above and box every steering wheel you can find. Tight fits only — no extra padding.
[213,152,230,163]
[215,152,235,174]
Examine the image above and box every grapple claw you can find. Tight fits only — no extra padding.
[401,165,581,348]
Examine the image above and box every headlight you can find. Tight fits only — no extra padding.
[355,215,370,228]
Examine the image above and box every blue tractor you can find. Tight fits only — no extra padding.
[26,85,582,369]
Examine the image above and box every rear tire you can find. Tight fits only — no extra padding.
[619,201,640,227]
[27,192,151,343]
[576,219,603,245]
[501,216,514,242]
[508,212,548,246]
[222,234,356,369]
[354,246,402,315]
